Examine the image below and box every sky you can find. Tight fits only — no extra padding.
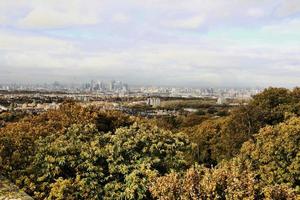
[1,0,300,87]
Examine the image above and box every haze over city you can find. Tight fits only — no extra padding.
[1,0,300,87]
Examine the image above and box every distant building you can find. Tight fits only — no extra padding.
[217,97,227,105]
[146,98,161,107]
[184,108,198,113]
[122,84,129,92]
[109,80,116,91]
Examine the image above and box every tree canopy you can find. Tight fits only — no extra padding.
[1,87,300,199]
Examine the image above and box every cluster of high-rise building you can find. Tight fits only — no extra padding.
[0,80,130,93]
[135,86,263,99]
[146,98,161,107]
[0,82,264,99]
[82,80,129,92]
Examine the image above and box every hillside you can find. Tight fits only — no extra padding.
[1,88,300,199]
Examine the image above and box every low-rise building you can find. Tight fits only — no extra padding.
[217,97,227,105]
[146,98,161,107]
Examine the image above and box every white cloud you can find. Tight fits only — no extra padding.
[247,8,265,18]
[0,1,27,25]
[19,8,99,28]
[0,0,273,29]
[161,15,205,29]
[0,15,7,24]
[261,19,300,35]
[0,32,75,54]
[18,0,101,29]
[112,13,130,23]
[0,0,105,28]
[275,0,300,17]
[1,26,300,86]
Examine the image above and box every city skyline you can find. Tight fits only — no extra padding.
[1,1,300,87]
[0,80,265,90]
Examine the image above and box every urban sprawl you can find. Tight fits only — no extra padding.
[0,80,263,116]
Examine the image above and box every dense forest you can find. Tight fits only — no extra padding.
[1,87,300,199]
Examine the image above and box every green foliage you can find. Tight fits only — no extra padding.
[262,184,298,200]
[152,116,180,130]
[179,114,208,128]
[151,157,299,200]
[150,158,257,200]
[0,103,133,179]
[207,107,217,114]
[95,110,133,132]
[1,87,300,199]
[152,114,209,131]
[0,103,191,199]
[246,87,300,127]
[195,110,206,116]
[17,124,106,199]
[160,99,215,110]
[216,110,228,117]
[0,111,27,128]
[240,117,300,193]
[186,118,229,165]
[102,123,191,199]
[186,87,300,166]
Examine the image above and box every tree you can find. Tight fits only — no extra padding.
[185,117,228,166]
[186,87,300,166]
[103,123,192,199]
[240,117,300,193]
[150,157,299,200]
[0,103,133,180]
[1,105,192,199]
[17,124,106,199]
[150,158,257,200]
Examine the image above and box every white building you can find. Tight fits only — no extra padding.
[184,108,198,113]
[146,98,161,107]
[217,97,227,105]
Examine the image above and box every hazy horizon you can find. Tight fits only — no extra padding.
[1,0,300,88]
